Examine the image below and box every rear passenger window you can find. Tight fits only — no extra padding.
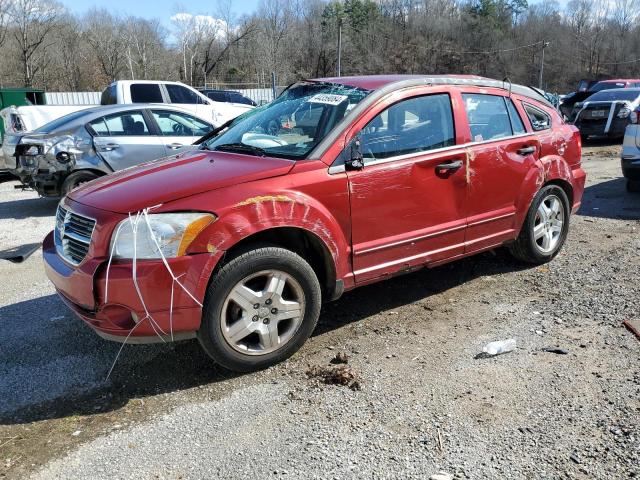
[463,94,513,142]
[360,94,455,161]
[130,84,164,103]
[523,103,551,131]
[90,111,150,136]
[506,99,526,134]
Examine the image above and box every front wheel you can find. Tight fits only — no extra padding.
[61,171,100,196]
[198,247,321,372]
[508,185,570,264]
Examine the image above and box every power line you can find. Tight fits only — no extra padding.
[428,40,545,56]
[455,40,546,55]
[599,57,640,65]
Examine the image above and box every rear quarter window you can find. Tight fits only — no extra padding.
[100,85,117,105]
[523,103,551,131]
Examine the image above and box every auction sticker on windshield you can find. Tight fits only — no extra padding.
[308,94,348,105]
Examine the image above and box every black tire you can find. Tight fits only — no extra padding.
[626,179,640,193]
[197,247,322,372]
[508,185,570,264]
[61,171,100,196]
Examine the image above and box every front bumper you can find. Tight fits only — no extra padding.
[43,230,224,343]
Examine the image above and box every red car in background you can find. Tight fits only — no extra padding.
[43,75,586,372]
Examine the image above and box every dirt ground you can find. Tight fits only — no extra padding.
[0,144,638,479]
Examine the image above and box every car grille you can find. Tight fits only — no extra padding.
[55,205,96,265]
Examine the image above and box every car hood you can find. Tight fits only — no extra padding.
[68,150,295,213]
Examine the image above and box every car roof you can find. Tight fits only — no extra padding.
[595,79,640,84]
[43,104,210,132]
[589,88,640,96]
[308,74,550,106]
[311,74,487,91]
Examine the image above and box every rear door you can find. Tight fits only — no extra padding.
[461,91,541,253]
[89,110,166,170]
[345,89,468,283]
[150,109,214,155]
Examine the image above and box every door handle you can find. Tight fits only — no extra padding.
[435,160,463,172]
[166,143,183,150]
[97,143,119,152]
[517,146,536,156]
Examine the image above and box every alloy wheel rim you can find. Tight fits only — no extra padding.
[220,270,305,355]
[533,194,564,254]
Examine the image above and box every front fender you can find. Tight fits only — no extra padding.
[186,189,351,286]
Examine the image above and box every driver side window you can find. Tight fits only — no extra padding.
[360,94,455,161]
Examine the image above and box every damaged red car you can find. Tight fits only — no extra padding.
[43,75,586,372]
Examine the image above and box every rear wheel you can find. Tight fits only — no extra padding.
[198,247,321,372]
[61,171,100,196]
[508,185,570,264]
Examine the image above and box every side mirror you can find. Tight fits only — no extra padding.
[346,136,364,171]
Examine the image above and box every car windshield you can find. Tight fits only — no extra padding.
[587,89,640,102]
[34,109,91,134]
[201,81,371,160]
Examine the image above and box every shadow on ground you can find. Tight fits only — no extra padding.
[0,249,526,426]
[578,177,640,220]
[0,195,58,220]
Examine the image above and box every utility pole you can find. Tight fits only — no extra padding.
[539,41,550,90]
[336,17,342,77]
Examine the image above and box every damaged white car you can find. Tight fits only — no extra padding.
[2,104,214,196]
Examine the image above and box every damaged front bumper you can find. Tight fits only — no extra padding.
[43,230,224,343]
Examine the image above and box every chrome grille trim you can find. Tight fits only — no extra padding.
[55,205,96,265]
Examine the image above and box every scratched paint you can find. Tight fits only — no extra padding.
[235,195,295,207]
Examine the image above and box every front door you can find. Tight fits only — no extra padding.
[90,110,166,171]
[150,109,214,156]
[346,92,468,284]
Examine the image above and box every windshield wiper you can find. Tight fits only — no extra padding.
[214,143,266,157]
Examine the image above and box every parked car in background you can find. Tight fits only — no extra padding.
[572,88,640,140]
[560,79,640,120]
[101,81,253,127]
[622,117,640,192]
[3,104,214,196]
[0,87,89,181]
[199,89,257,106]
[43,75,585,372]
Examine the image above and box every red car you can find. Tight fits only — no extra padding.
[43,75,586,371]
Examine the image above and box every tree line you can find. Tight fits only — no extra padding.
[0,0,639,94]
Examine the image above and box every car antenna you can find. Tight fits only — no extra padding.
[502,77,513,98]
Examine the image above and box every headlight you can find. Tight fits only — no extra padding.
[110,213,215,259]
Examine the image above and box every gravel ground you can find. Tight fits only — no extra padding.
[0,144,638,479]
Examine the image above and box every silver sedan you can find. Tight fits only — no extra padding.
[2,104,214,197]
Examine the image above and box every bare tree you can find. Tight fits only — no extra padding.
[84,9,125,83]
[7,0,60,86]
[0,0,9,49]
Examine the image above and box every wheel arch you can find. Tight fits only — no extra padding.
[215,226,338,301]
[513,154,575,232]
